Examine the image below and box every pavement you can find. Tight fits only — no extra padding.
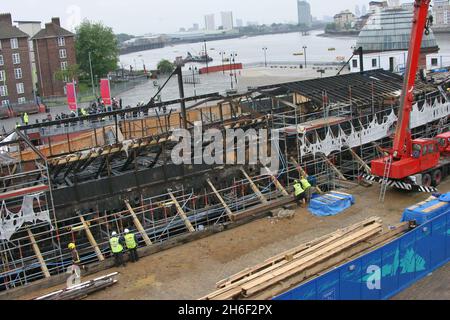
[0,66,347,133]
[392,263,450,300]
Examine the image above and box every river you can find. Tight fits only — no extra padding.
[120,30,450,71]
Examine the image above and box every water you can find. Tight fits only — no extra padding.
[120,31,359,70]
[120,30,450,71]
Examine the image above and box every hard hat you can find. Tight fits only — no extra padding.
[124,229,130,234]
[68,243,76,250]
[111,231,117,237]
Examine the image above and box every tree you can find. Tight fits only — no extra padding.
[157,59,175,74]
[75,20,119,79]
[54,64,80,82]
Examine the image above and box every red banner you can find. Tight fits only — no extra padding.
[100,78,112,106]
[66,82,77,111]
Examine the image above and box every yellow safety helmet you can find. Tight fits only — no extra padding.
[68,243,76,250]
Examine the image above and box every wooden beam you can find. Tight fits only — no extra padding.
[290,157,323,194]
[168,191,196,233]
[319,154,348,181]
[206,179,234,221]
[240,169,268,204]
[241,224,382,297]
[79,215,105,261]
[263,167,289,196]
[27,229,51,278]
[124,200,153,246]
[347,148,371,173]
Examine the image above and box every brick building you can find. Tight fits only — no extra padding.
[32,18,76,98]
[0,13,34,106]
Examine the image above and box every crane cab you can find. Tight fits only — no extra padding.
[371,139,440,179]
[436,132,450,155]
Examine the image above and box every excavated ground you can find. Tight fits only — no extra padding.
[17,180,450,300]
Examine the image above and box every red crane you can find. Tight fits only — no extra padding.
[370,0,443,189]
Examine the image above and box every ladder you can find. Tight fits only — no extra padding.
[379,156,393,203]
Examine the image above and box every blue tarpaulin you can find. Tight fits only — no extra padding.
[308,192,355,217]
[401,192,450,225]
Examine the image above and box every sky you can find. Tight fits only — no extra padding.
[2,0,414,35]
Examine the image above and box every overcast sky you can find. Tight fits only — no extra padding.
[3,0,414,35]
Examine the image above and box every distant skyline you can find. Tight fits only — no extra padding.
[1,0,417,35]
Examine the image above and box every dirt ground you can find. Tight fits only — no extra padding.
[19,180,450,300]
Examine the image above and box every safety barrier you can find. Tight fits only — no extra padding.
[274,210,450,300]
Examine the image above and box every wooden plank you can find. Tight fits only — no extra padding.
[320,154,348,181]
[205,222,382,300]
[241,224,382,297]
[348,148,371,173]
[124,200,153,246]
[250,223,409,300]
[79,215,105,261]
[168,191,196,233]
[240,169,268,204]
[27,229,51,278]
[215,216,381,290]
[263,167,289,196]
[290,157,323,194]
[0,184,49,200]
[206,179,234,221]
[207,223,382,300]
[422,201,447,213]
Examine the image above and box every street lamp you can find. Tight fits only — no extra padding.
[219,51,226,74]
[189,65,198,97]
[262,47,268,68]
[229,53,238,89]
[88,51,95,96]
[302,46,307,68]
[204,40,209,73]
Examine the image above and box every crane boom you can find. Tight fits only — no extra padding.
[392,0,431,159]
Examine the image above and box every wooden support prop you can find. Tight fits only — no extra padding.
[167,191,196,233]
[263,167,289,196]
[290,157,323,194]
[319,154,348,181]
[124,200,153,246]
[27,229,51,278]
[206,179,234,221]
[240,169,268,204]
[348,148,371,173]
[79,215,105,261]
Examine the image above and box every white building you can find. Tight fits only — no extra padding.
[350,51,450,73]
[433,0,450,27]
[15,20,42,92]
[221,11,234,30]
[297,1,312,27]
[204,14,215,31]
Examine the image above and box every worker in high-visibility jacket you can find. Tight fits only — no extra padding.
[110,231,126,267]
[23,112,29,125]
[80,108,88,116]
[124,229,139,263]
[293,180,306,207]
[300,176,312,204]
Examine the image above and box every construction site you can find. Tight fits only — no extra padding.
[0,0,450,301]
[0,66,448,300]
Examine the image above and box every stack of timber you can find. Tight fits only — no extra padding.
[202,217,409,300]
[33,273,119,300]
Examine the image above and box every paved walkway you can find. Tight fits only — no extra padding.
[1,66,346,133]
[392,263,450,300]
